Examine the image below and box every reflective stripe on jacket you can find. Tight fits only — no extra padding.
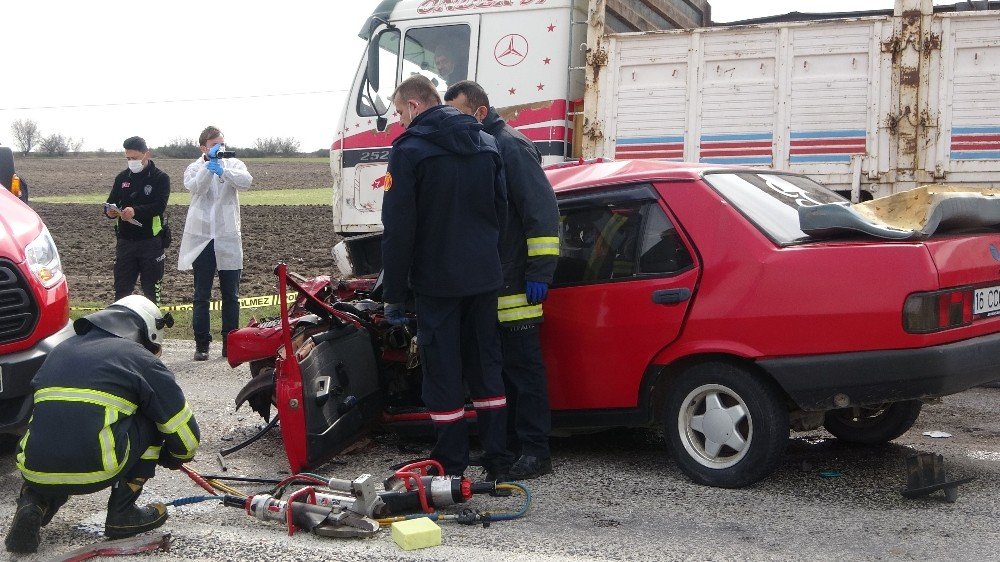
[16,330,200,486]
[482,108,560,325]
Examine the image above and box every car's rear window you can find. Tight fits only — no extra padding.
[702,171,847,245]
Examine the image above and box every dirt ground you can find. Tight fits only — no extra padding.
[19,156,341,305]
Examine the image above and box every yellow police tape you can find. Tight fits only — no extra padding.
[70,292,298,313]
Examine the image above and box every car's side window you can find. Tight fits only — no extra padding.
[639,204,693,274]
[554,203,643,285]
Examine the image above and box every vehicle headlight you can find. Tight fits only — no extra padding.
[25,227,64,288]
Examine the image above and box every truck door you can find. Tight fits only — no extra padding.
[540,184,699,412]
[334,16,480,234]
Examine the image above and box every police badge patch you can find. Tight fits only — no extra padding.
[144,184,153,195]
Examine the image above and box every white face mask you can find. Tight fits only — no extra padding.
[127,160,144,173]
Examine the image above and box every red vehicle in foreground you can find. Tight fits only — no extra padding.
[0,183,72,439]
[229,160,1000,488]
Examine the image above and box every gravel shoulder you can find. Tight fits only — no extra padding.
[1,341,997,561]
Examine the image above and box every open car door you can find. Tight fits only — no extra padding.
[273,263,384,473]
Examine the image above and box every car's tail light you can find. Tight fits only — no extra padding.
[903,288,973,333]
[10,174,21,198]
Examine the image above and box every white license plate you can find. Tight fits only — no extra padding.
[974,286,1000,315]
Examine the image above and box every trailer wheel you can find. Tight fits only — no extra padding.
[823,400,921,445]
[664,363,788,488]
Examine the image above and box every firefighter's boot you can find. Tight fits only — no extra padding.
[104,477,168,539]
[5,485,61,553]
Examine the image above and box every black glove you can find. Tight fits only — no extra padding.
[158,452,185,471]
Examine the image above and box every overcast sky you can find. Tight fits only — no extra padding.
[0,1,956,153]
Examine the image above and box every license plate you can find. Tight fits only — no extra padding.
[974,285,1000,315]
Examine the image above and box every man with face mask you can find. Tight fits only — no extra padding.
[5,295,200,554]
[177,126,253,361]
[105,136,170,304]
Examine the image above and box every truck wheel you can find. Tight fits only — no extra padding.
[664,363,788,488]
[823,400,921,445]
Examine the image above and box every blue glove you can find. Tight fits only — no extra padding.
[207,159,224,177]
[384,303,407,326]
[526,281,549,304]
[208,143,223,158]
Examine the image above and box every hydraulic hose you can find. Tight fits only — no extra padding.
[167,495,225,507]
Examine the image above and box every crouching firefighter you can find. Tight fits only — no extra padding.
[5,296,200,554]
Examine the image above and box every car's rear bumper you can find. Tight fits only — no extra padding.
[0,320,74,431]
[760,330,1000,411]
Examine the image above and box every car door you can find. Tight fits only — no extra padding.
[541,183,700,411]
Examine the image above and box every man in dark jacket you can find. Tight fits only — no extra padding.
[381,75,512,479]
[445,81,560,479]
[5,295,199,554]
[105,136,170,304]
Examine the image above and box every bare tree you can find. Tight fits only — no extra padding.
[39,134,70,156]
[69,137,84,152]
[10,119,41,155]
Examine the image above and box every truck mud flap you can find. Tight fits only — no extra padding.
[276,323,382,472]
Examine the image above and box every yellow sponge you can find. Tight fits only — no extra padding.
[391,517,442,551]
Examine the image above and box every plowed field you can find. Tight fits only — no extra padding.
[19,156,340,305]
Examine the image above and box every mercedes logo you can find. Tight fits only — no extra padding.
[494,34,529,67]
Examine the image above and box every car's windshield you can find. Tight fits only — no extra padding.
[703,171,847,245]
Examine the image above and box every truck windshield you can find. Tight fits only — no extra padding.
[703,171,847,246]
[403,25,470,95]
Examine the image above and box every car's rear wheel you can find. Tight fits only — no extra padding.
[664,362,788,488]
[822,400,922,444]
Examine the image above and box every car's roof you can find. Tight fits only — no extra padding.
[545,159,746,193]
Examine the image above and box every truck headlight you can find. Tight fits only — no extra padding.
[25,227,64,288]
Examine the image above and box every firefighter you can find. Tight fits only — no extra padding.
[5,296,200,554]
[445,81,560,479]
[381,75,513,480]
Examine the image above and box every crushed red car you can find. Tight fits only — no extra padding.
[228,159,1000,488]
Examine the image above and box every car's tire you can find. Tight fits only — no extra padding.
[664,362,789,488]
[822,400,922,445]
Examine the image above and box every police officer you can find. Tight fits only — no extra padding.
[381,75,513,479]
[5,296,200,554]
[445,81,560,479]
[106,136,170,304]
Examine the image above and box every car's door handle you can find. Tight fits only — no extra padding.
[652,288,691,304]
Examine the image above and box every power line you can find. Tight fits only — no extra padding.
[0,89,350,111]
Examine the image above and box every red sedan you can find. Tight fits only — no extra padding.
[232,159,1000,488]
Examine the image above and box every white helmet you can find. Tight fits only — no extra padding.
[74,295,173,352]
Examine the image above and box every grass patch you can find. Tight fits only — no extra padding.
[33,188,331,206]
[71,302,282,341]
[243,157,329,164]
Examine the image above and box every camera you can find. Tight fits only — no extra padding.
[214,150,236,159]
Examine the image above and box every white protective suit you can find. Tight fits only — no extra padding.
[177,156,254,271]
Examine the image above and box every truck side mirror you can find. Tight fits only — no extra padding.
[367,33,382,93]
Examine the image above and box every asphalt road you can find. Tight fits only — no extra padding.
[2,340,998,561]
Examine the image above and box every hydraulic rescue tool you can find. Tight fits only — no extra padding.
[197,460,527,539]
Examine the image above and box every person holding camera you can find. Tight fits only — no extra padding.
[105,136,170,305]
[177,126,253,361]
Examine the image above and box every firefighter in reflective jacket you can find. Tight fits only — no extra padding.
[5,296,200,554]
[445,81,560,480]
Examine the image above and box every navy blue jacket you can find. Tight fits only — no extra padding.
[381,105,507,302]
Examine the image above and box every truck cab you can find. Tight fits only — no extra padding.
[331,0,706,234]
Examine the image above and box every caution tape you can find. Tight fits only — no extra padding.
[71,292,297,313]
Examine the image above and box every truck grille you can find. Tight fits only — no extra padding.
[0,259,38,345]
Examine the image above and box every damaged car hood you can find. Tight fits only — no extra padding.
[800,186,1000,240]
